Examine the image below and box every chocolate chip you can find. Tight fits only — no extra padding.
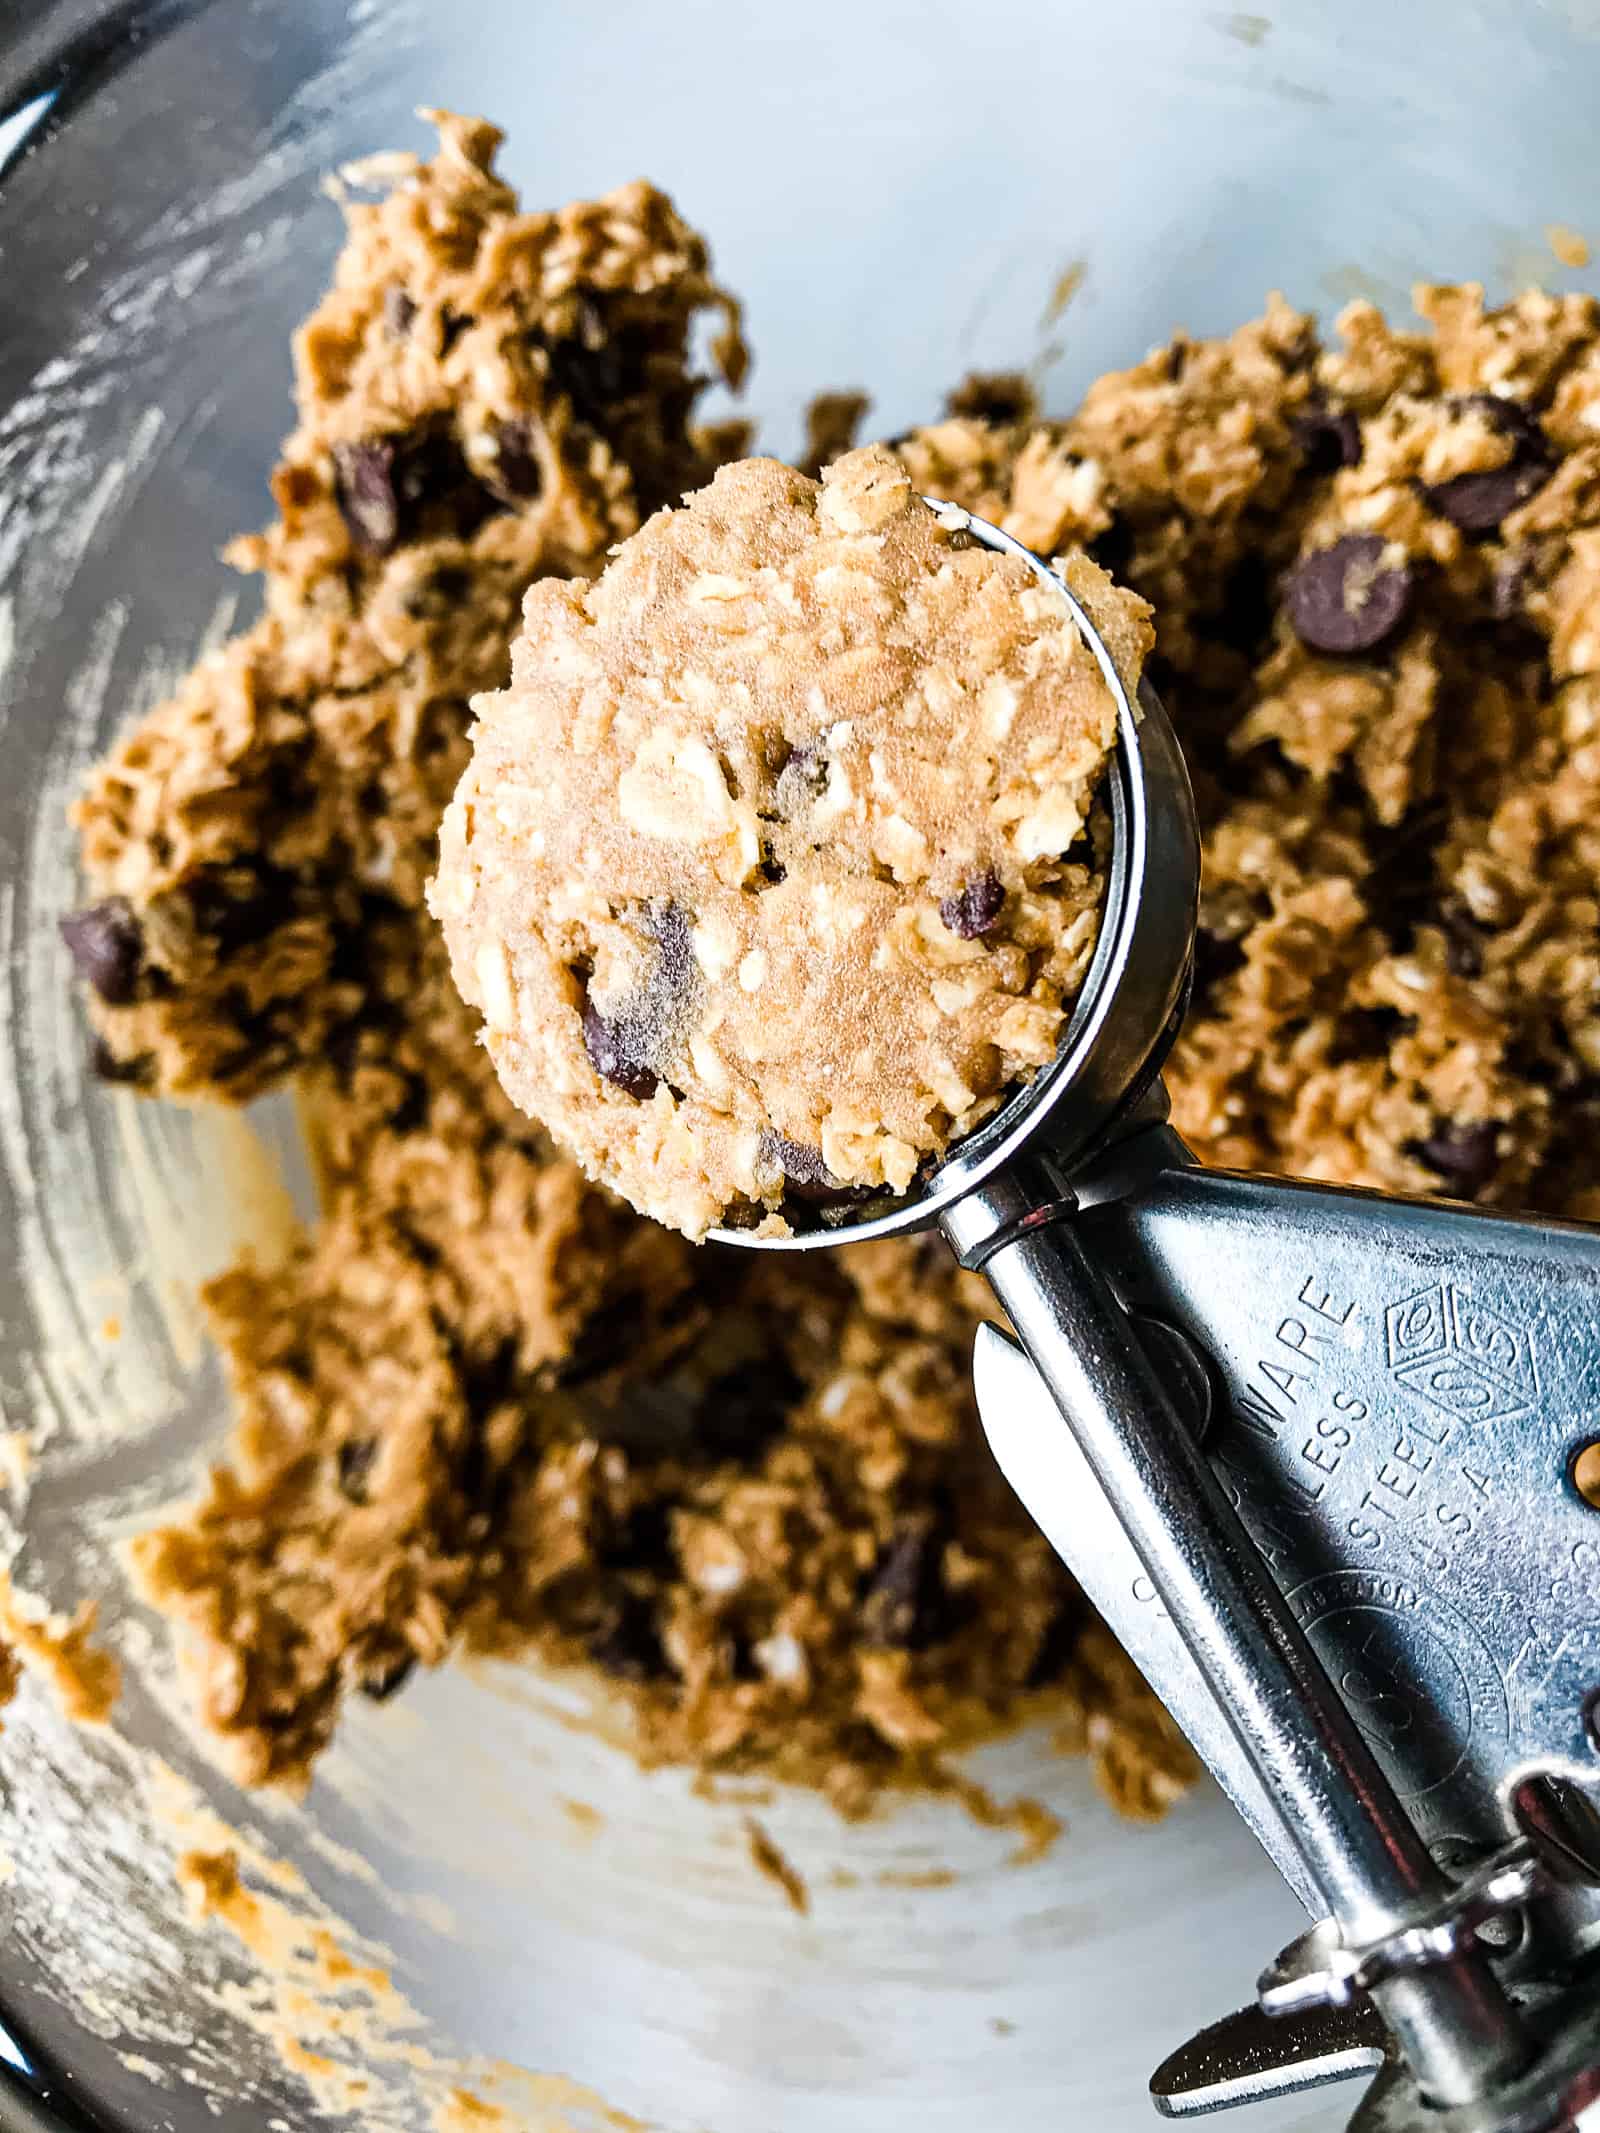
[360,1654,414,1702]
[698,1355,804,1462]
[336,1438,378,1504]
[1291,402,1362,474]
[332,440,402,555]
[1286,534,1415,656]
[395,428,501,539]
[1426,464,1549,535]
[774,742,828,818]
[1423,396,1552,534]
[757,1130,874,1212]
[486,418,542,503]
[335,428,503,556]
[587,1592,667,1681]
[1413,1119,1499,1196]
[861,1514,948,1649]
[939,872,1005,940]
[60,899,145,1005]
[578,902,695,1101]
[581,1000,660,1099]
[538,306,652,431]
[382,286,417,339]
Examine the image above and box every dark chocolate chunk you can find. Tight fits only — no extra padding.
[697,1355,805,1462]
[335,428,503,556]
[332,440,402,555]
[395,428,501,539]
[538,304,652,431]
[336,1438,378,1504]
[774,741,829,817]
[1425,463,1550,534]
[861,1513,948,1649]
[1413,1119,1499,1196]
[360,1653,414,1702]
[939,871,1005,940]
[587,1591,668,1681]
[486,418,542,503]
[1291,402,1362,474]
[757,1130,875,1212]
[1423,396,1552,534]
[382,286,417,339]
[581,1000,660,1099]
[1286,534,1415,655]
[578,903,695,1101]
[60,898,145,1005]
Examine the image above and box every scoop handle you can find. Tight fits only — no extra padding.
[945,1143,1530,2112]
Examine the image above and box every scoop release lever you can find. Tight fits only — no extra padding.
[964,1112,1600,2132]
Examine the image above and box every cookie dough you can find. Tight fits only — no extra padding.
[65,110,1600,1822]
[67,110,745,1103]
[431,447,1149,1238]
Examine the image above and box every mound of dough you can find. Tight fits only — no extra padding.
[432,446,1150,1237]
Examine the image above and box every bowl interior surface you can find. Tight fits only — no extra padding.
[2,2,1596,2126]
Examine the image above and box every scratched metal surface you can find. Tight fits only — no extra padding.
[2,2,1600,2128]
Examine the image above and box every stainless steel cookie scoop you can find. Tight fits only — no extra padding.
[712,506,1600,2133]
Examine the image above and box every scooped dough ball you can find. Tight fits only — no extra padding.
[431,446,1149,1237]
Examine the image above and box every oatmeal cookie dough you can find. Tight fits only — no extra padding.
[67,110,1600,1822]
[76,119,1127,1811]
[65,111,744,1102]
[432,447,1149,1238]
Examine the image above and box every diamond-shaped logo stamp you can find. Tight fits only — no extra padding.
[1384,1282,1537,1426]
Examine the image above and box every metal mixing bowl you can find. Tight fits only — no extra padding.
[2,4,1596,2128]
